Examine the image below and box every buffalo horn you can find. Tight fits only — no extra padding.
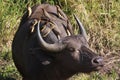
[74,15,87,40]
[37,21,66,52]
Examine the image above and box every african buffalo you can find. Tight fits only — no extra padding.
[12,4,104,80]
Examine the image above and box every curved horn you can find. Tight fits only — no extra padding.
[37,21,66,52]
[74,14,87,40]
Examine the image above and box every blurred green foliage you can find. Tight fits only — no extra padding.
[0,0,120,80]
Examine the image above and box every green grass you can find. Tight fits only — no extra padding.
[0,0,120,80]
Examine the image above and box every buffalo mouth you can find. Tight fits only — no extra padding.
[79,46,104,73]
[78,57,104,73]
[79,65,104,73]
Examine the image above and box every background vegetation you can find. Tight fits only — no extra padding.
[0,0,120,80]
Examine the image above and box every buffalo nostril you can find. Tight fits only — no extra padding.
[92,57,104,66]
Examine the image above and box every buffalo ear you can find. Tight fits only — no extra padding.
[74,14,87,41]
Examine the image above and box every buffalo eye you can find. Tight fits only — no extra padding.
[68,47,75,52]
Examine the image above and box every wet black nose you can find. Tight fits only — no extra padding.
[92,57,104,66]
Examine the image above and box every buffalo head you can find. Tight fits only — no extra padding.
[36,15,104,73]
